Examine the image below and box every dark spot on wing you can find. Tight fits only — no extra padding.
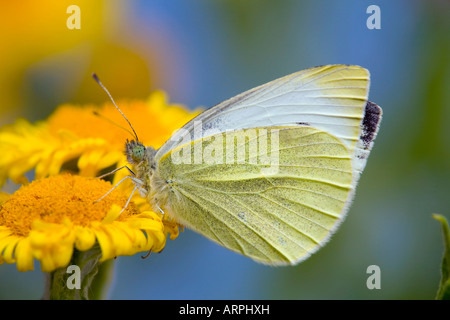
[357,153,367,160]
[238,212,247,222]
[202,120,213,131]
[296,122,310,126]
[360,101,382,149]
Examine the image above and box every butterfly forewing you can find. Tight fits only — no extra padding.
[156,65,370,159]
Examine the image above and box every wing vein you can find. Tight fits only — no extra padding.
[174,185,289,261]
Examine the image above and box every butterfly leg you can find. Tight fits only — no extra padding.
[118,184,139,215]
[93,175,143,204]
[155,204,165,215]
[95,165,136,180]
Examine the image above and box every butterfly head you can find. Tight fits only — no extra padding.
[125,139,146,165]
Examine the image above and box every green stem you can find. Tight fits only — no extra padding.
[90,258,115,300]
[432,214,450,300]
[42,244,115,300]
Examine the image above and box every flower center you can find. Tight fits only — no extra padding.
[0,174,138,236]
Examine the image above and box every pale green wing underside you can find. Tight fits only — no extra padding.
[157,126,352,265]
[157,65,382,196]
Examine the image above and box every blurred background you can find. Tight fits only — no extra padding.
[1,0,449,299]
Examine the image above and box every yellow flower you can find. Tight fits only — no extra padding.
[0,174,167,272]
[0,90,199,273]
[0,90,201,186]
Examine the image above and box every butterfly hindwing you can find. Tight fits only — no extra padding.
[156,126,353,265]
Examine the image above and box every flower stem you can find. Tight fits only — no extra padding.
[433,214,450,300]
[42,244,114,300]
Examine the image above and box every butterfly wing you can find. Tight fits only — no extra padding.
[156,64,381,191]
[156,126,353,265]
[152,64,382,264]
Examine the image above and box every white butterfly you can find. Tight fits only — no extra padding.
[98,65,382,265]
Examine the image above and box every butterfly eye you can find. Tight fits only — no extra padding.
[132,145,145,162]
[125,140,146,164]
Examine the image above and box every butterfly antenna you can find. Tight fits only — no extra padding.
[92,111,136,138]
[92,73,140,142]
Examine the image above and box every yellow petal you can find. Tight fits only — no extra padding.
[74,226,96,251]
[101,204,122,224]
[92,225,114,261]
[14,239,34,272]
[1,236,19,263]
